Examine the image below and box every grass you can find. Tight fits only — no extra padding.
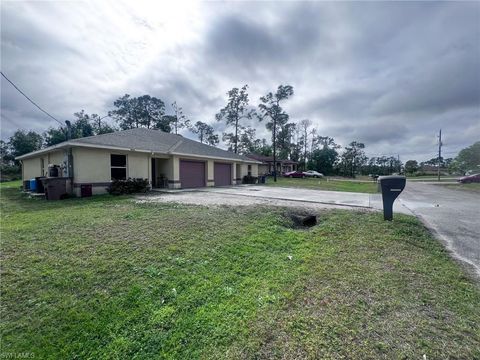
[407,177,459,182]
[266,177,378,193]
[439,183,480,194]
[1,180,480,359]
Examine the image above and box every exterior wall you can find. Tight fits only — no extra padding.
[235,164,242,184]
[152,156,173,188]
[72,147,150,195]
[232,163,235,185]
[238,164,248,181]
[207,160,214,187]
[171,156,181,189]
[258,164,269,175]
[73,147,111,183]
[156,158,173,180]
[128,152,149,180]
[22,158,42,180]
[233,163,259,184]
[22,146,261,194]
[46,150,67,176]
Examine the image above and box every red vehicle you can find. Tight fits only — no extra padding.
[458,173,480,183]
[284,171,305,178]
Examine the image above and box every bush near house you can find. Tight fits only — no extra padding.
[107,178,149,195]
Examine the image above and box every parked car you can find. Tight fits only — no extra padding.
[458,173,480,183]
[303,170,324,178]
[284,171,306,178]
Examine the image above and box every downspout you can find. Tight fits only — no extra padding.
[65,121,74,195]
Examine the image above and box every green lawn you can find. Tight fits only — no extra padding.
[439,183,480,194]
[266,177,378,193]
[1,181,479,359]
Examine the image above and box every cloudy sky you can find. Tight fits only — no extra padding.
[1,0,479,161]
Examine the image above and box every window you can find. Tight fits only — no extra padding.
[111,154,127,180]
[248,164,252,176]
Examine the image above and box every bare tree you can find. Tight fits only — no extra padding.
[298,119,312,170]
[171,101,190,134]
[258,85,294,181]
[216,85,255,153]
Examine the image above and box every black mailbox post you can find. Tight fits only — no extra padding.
[378,175,406,220]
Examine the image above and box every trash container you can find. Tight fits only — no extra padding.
[44,178,67,200]
[29,179,37,192]
[48,165,59,177]
[378,175,406,221]
[259,175,266,184]
[35,177,46,193]
[23,180,31,191]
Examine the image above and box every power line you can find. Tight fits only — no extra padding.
[1,71,64,126]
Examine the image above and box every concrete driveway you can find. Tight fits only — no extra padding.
[140,183,478,277]
[398,182,480,277]
[199,185,372,207]
[142,185,410,213]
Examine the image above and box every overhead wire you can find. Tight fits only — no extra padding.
[1,71,64,126]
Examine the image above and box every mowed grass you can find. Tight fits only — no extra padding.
[1,181,480,359]
[266,176,378,193]
[440,183,480,194]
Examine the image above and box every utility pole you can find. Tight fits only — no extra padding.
[437,129,442,181]
[273,118,277,182]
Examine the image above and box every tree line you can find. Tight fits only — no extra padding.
[0,83,397,179]
[9,83,477,180]
[404,141,480,176]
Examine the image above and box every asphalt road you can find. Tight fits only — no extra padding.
[399,182,480,277]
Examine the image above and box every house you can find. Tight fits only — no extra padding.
[246,154,298,175]
[16,128,260,196]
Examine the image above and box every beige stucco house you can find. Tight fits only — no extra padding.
[17,128,260,196]
[246,154,298,175]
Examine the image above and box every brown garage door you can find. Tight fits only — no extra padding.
[214,162,232,186]
[180,160,205,188]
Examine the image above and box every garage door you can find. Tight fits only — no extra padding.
[180,160,205,188]
[214,162,232,186]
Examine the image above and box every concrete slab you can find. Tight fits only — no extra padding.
[197,185,372,208]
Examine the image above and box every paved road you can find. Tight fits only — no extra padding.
[399,182,480,277]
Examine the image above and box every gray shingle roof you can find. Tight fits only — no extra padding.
[18,128,257,162]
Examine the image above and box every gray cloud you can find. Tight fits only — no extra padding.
[1,1,479,162]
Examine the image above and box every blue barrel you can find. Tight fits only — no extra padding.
[30,179,37,191]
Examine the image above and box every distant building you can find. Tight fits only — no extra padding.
[246,154,298,175]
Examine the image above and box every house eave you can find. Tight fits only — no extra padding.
[15,142,153,160]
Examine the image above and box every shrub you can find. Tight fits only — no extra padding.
[107,178,149,195]
[242,175,258,184]
[0,164,21,182]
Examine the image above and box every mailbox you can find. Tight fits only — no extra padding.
[378,175,406,221]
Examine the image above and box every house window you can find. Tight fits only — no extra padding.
[111,154,127,180]
[248,164,252,176]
